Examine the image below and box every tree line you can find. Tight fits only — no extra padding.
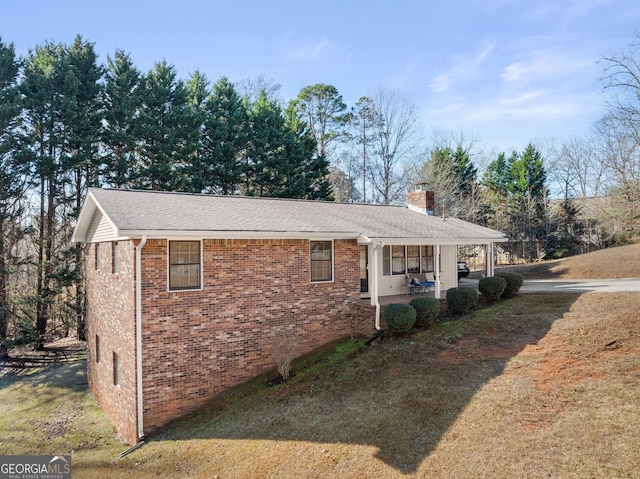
[2,32,640,347]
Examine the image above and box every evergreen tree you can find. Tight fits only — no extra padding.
[483,144,548,261]
[64,36,103,340]
[350,96,377,202]
[243,91,289,196]
[0,37,28,340]
[103,49,142,188]
[289,83,347,162]
[283,103,332,200]
[21,40,80,348]
[419,144,478,220]
[192,77,247,194]
[134,61,200,191]
[482,152,511,233]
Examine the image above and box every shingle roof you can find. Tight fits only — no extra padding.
[73,188,505,244]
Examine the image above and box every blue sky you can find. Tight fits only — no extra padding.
[2,0,640,154]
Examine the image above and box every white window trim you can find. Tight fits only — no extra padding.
[310,239,334,283]
[167,239,204,292]
[383,244,436,276]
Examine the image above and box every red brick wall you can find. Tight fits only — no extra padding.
[85,240,138,444]
[140,238,364,436]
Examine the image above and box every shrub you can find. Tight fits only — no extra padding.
[271,326,298,380]
[446,287,478,315]
[383,303,417,334]
[496,272,524,298]
[478,276,507,303]
[409,297,441,328]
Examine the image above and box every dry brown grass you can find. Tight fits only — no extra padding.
[4,245,640,478]
[497,243,640,279]
[70,291,639,478]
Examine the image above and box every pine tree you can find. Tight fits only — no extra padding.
[0,37,28,340]
[192,77,247,194]
[135,61,200,191]
[103,49,142,188]
[21,41,79,348]
[243,91,288,196]
[63,36,103,340]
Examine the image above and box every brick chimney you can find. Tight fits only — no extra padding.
[407,183,435,215]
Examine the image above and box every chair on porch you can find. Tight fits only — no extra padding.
[405,273,436,295]
[405,274,421,295]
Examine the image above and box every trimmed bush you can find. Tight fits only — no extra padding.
[446,287,478,315]
[409,297,441,328]
[478,276,507,303]
[383,303,417,334]
[496,272,524,298]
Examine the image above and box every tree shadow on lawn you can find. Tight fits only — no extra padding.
[1,340,87,392]
[152,293,581,474]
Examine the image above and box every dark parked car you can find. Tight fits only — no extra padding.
[457,260,470,279]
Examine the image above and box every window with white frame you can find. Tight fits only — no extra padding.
[310,240,333,282]
[421,245,434,272]
[407,245,420,273]
[391,245,406,275]
[169,240,201,290]
[383,245,435,275]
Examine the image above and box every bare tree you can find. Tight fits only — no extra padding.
[545,136,606,199]
[593,35,640,244]
[368,89,421,205]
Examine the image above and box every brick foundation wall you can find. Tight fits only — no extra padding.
[85,240,138,444]
[140,238,365,436]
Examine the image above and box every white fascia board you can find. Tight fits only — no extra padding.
[72,190,121,243]
[117,230,360,241]
[71,193,97,243]
[360,237,506,246]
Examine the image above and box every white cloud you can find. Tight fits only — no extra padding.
[385,58,421,90]
[501,51,591,83]
[427,88,599,132]
[283,36,333,62]
[429,42,494,92]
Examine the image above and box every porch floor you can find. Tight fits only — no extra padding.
[360,291,440,306]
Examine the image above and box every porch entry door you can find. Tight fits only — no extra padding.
[360,245,369,293]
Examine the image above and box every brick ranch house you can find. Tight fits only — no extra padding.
[72,187,505,444]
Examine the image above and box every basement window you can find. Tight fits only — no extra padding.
[169,241,202,290]
[112,241,119,274]
[113,352,119,386]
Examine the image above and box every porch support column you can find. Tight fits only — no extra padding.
[486,242,495,277]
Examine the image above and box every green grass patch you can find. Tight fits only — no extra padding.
[0,359,123,461]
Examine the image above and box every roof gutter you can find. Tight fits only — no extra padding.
[135,235,147,441]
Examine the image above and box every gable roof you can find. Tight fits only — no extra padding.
[72,188,506,245]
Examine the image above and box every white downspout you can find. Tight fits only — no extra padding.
[372,243,382,330]
[135,235,147,440]
[435,244,441,299]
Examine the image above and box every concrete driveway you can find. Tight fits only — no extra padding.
[459,277,640,293]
